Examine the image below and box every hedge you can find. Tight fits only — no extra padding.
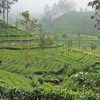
[0,86,100,100]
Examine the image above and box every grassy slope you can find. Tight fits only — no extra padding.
[0,21,99,98]
[0,46,99,97]
[0,70,33,92]
[0,26,27,36]
[0,25,36,41]
[44,12,99,35]
[0,47,99,76]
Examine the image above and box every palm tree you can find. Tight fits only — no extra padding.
[20,11,38,49]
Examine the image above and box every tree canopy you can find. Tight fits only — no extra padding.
[88,0,100,30]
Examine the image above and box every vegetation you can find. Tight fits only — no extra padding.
[0,0,100,99]
[43,12,100,35]
[0,0,17,26]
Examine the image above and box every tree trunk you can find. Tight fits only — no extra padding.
[7,1,9,27]
[41,48,45,66]
[78,33,81,50]
[3,0,5,27]
[16,19,18,29]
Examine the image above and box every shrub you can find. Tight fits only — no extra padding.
[71,72,100,92]
[0,84,100,100]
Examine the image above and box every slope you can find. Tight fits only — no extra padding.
[43,11,99,35]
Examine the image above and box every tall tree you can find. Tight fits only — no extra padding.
[42,4,52,24]
[20,11,38,32]
[42,0,76,24]
[19,11,38,68]
[0,0,18,26]
[20,11,38,50]
[88,0,100,31]
[52,3,59,20]
[0,0,6,25]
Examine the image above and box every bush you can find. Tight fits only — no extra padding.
[71,72,100,92]
[0,85,100,100]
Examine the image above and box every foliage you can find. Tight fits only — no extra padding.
[71,72,100,92]
[0,24,100,99]
[0,85,100,100]
[0,70,33,91]
[0,0,17,26]
[0,70,100,100]
[19,11,38,32]
[88,0,100,30]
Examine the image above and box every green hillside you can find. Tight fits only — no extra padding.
[0,45,100,99]
[0,14,100,99]
[43,12,99,35]
[0,70,33,91]
[0,26,36,41]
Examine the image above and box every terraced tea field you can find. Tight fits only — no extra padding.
[0,44,100,99]
[0,47,99,76]
[0,26,100,100]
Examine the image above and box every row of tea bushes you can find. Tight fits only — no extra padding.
[0,85,100,100]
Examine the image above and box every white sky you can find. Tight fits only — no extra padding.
[10,0,93,17]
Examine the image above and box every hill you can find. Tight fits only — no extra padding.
[0,21,35,41]
[0,70,33,91]
[0,45,100,99]
[0,17,100,100]
[43,12,99,35]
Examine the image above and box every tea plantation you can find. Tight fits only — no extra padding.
[0,25,100,100]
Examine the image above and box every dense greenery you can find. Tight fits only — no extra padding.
[0,33,100,99]
[0,5,100,99]
[0,70,100,100]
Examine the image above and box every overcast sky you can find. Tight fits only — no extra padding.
[10,0,93,17]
